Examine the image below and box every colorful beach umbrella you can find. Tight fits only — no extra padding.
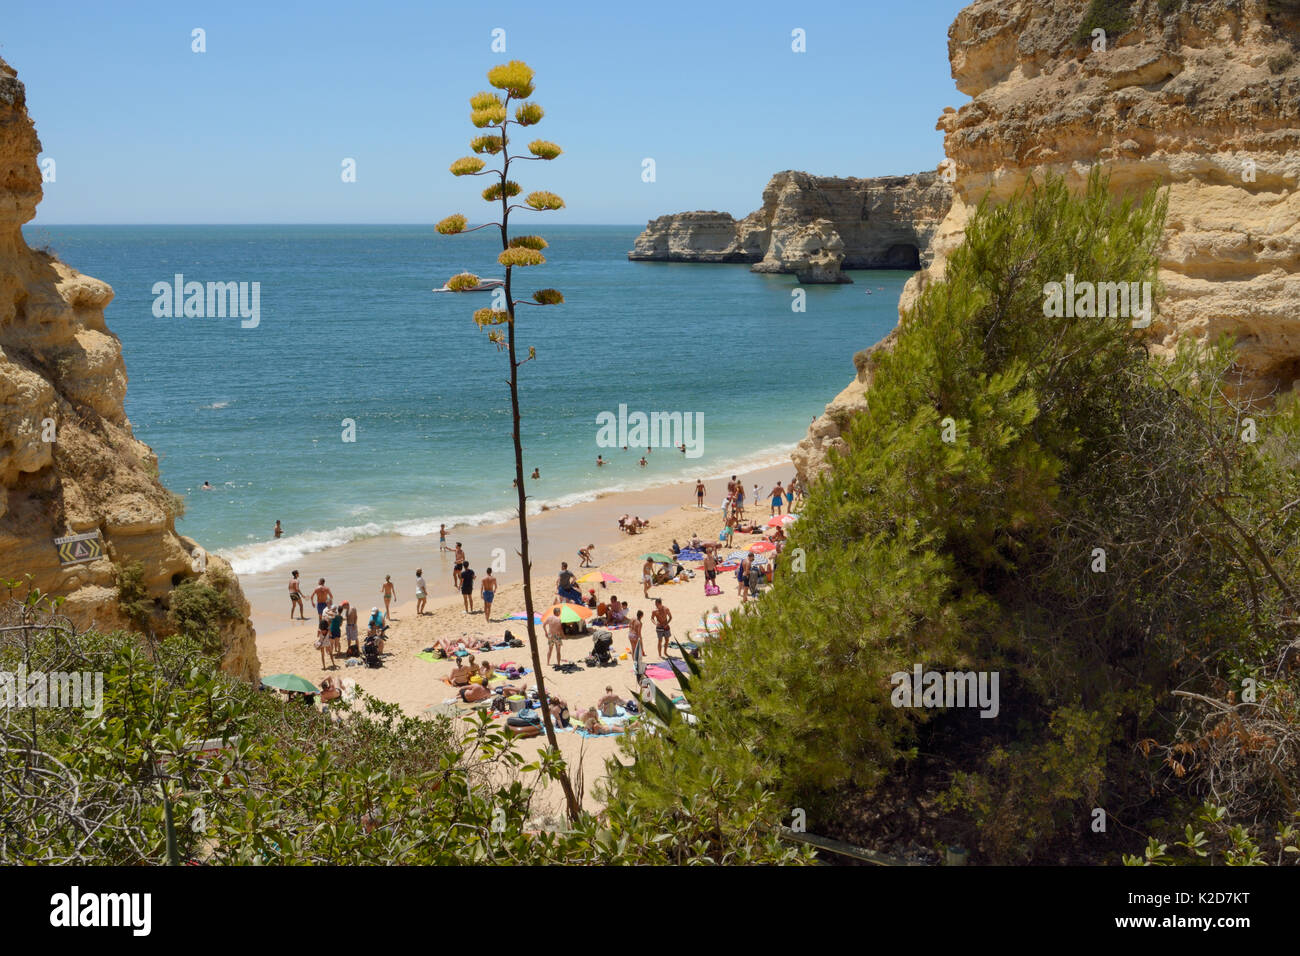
[545,603,594,623]
[578,571,621,584]
[261,673,319,693]
[765,516,786,527]
[724,550,749,563]
[749,541,776,553]
[640,552,673,563]
[781,513,799,524]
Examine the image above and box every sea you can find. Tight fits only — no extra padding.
[22,224,905,575]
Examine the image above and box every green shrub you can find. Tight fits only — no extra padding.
[0,612,811,865]
[166,577,237,654]
[1074,0,1135,43]
[113,560,151,629]
[613,169,1300,864]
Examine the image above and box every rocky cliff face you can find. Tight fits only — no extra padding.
[0,57,258,679]
[629,170,953,276]
[796,0,1300,483]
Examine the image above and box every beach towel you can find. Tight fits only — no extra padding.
[416,651,442,664]
[644,659,691,681]
[676,549,705,561]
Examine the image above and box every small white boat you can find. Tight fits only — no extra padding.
[431,278,505,293]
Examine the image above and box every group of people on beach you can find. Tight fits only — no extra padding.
[287,570,390,669]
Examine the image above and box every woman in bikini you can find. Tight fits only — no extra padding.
[381,575,396,619]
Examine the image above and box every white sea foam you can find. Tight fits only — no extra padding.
[220,442,799,577]
[200,401,231,410]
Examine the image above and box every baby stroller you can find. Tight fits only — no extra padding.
[584,629,616,668]
[363,635,382,669]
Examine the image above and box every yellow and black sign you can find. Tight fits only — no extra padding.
[54,531,104,566]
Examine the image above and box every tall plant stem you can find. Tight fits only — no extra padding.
[498,106,581,823]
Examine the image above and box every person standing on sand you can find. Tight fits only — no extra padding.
[459,563,476,613]
[579,544,595,568]
[274,520,282,539]
[310,579,333,622]
[415,569,428,616]
[703,549,717,592]
[289,570,307,620]
[651,599,673,658]
[734,481,746,516]
[315,617,335,669]
[629,610,646,679]
[452,543,465,588]
[439,524,450,552]
[737,555,751,599]
[696,479,705,508]
[345,603,359,653]
[787,476,797,511]
[328,604,344,656]
[381,575,396,619]
[642,558,653,598]
[544,606,565,666]
[480,567,497,622]
[769,482,785,516]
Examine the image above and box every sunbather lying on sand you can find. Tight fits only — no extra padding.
[457,683,491,703]
[580,707,620,735]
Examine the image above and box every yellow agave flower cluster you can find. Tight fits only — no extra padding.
[439,60,566,339]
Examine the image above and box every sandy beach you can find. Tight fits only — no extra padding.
[248,461,797,814]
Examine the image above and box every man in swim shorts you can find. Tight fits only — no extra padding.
[310,578,332,622]
[652,598,673,658]
[543,607,565,666]
[480,566,497,622]
[289,569,307,620]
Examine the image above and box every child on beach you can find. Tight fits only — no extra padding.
[315,617,335,668]
[439,524,449,551]
[579,543,595,567]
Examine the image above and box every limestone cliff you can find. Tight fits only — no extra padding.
[0,57,258,679]
[796,0,1300,483]
[629,170,953,273]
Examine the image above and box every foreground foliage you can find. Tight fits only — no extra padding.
[0,594,808,865]
[611,171,1300,864]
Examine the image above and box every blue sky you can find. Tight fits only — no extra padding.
[7,0,970,225]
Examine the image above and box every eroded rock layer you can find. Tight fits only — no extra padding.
[796,0,1300,483]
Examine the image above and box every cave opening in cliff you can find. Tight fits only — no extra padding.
[881,243,921,270]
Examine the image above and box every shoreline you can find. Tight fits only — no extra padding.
[236,450,800,637]
[216,441,801,579]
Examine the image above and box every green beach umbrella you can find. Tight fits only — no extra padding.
[262,673,319,693]
[546,603,594,624]
[640,553,673,563]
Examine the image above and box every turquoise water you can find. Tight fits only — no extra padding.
[24,225,906,573]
